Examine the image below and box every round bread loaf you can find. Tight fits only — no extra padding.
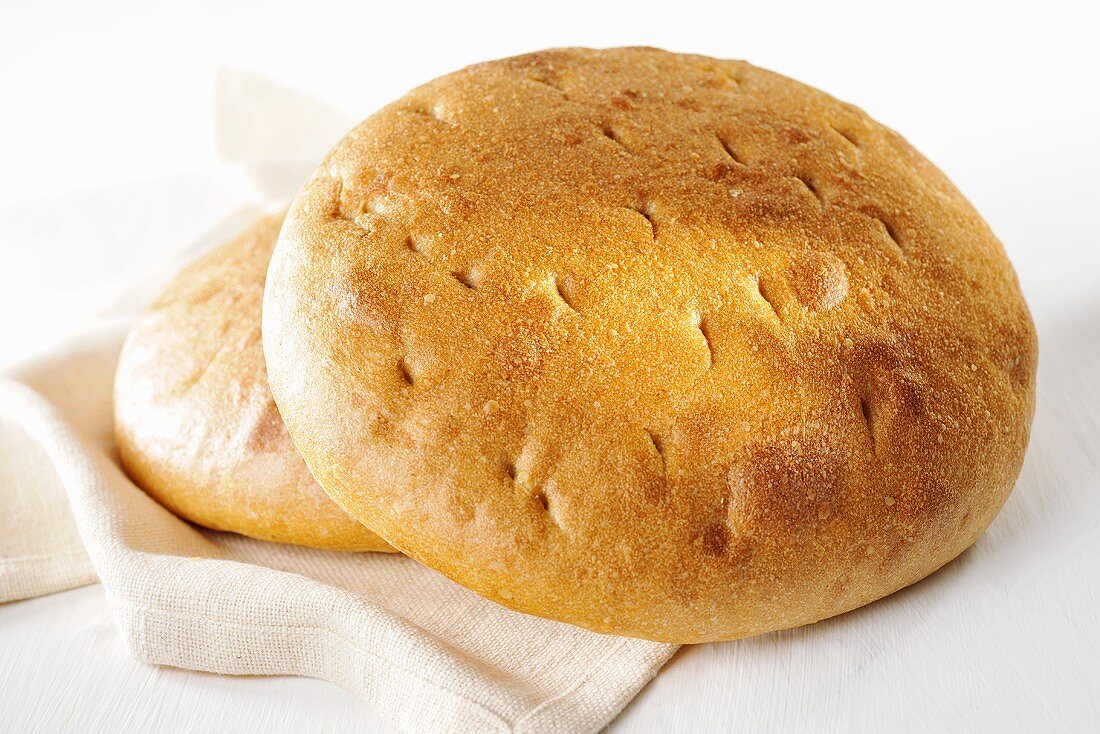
[264,47,1036,640]
[115,214,392,552]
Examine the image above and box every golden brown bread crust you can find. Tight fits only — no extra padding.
[114,214,393,552]
[264,47,1036,640]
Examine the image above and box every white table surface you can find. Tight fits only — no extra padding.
[2,1,1099,731]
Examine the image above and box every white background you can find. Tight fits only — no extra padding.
[2,1,1099,731]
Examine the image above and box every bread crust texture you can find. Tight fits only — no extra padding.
[264,47,1036,641]
[115,213,393,552]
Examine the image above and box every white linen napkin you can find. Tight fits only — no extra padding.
[0,69,677,733]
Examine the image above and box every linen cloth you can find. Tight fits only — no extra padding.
[0,70,677,733]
